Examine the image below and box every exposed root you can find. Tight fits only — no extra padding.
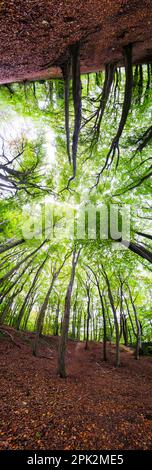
[0,327,21,348]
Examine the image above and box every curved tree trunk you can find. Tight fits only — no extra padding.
[121,239,152,264]
[0,238,24,254]
[100,43,133,175]
[16,254,48,330]
[33,275,56,357]
[95,63,115,140]
[0,239,47,285]
[0,267,34,325]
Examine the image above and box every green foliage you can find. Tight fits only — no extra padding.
[0,66,151,348]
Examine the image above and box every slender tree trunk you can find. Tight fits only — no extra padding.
[102,269,120,367]
[54,299,60,336]
[104,297,113,343]
[0,267,34,325]
[72,296,77,339]
[71,43,82,178]
[102,44,133,172]
[33,276,56,356]
[119,281,123,341]
[58,249,81,377]
[23,292,36,330]
[33,253,70,356]
[95,63,115,139]
[97,283,107,361]
[84,315,86,341]
[62,58,71,164]
[0,240,47,285]
[16,254,48,330]
[0,238,24,254]
[85,285,91,350]
[121,239,152,264]
[127,285,141,359]
[124,297,137,338]
[86,266,108,360]
[123,316,128,346]
[0,253,38,303]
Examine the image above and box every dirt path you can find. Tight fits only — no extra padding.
[0,331,152,450]
[0,1,152,84]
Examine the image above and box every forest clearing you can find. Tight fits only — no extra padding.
[0,0,152,461]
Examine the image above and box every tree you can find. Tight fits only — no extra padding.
[58,248,81,378]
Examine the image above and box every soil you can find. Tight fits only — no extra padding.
[0,1,152,84]
[0,327,152,450]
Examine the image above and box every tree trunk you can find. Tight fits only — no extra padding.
[127,285,141,359]
[121,239,152,264]
[102,268,120,367]
[33,252,70,356]
[85,285,91,350]
[33,276,55,356]
[101,44,133,173]
[71,43,82,178]
[58,249,81,378]
[0,238,24,254]
[123,316,128,346]
[54,299,60,336]
[0,239,47,285]
[97,284,107,361]
[61,58,71,164]
[16,254,48,330]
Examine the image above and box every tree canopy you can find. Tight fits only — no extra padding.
[0,62,152,375]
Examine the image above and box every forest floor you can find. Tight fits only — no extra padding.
[0,327,152,450]
[0,1,152,83]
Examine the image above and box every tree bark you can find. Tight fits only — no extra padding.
[58,249,81,378]
[16,254,48,330]
[71,43,82,178]
[127,285,142,359]
[33,276,55,356]
[0,238,24,254]
[61,58,71,164]
[0,240,47,285]
[101,267,120,367]
[33,253,70,356]
[85,284,91,350]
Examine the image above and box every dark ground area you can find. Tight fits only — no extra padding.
[0,328,152,450]
[0,0,152,83]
